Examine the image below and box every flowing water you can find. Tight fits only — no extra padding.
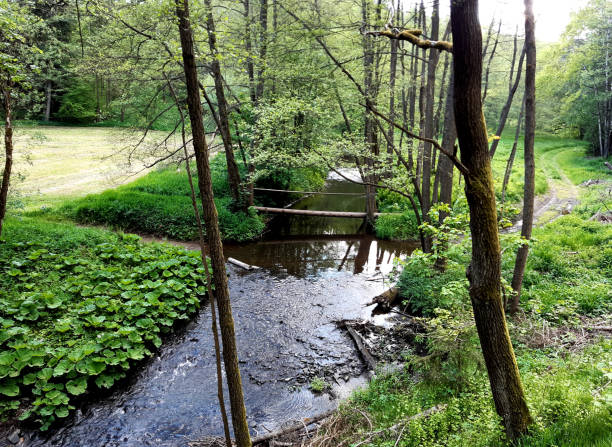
[19,173,416,447]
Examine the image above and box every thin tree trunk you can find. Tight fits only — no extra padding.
[243,0,256,104]
[450,0,532,439]
[501,96,526,219]
[255,0,269,100]
[433,69,457,271]
[420,0,440,253]
[164,74,233,447]
[45,81,52,122]
[174,2,251,445]
[0,84,14,238]
[362,0,378,229]
[490,40,526,158]
[482,19,501,104]
[204,0,242,204]
[75,0,84,57]
[510,0,537,314]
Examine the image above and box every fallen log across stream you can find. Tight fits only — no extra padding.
[254,206,381,218]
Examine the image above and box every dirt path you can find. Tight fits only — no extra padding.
[509,146,580,233]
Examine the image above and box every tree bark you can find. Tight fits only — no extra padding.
[204,0,243,204]
[0,83,14,238]
[510,0,537,314]
[175,2,251,445]
[451,0,532,440]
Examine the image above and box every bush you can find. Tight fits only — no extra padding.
[61,191,264,242]
[375,212,419,240]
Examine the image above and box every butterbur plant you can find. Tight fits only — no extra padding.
[0,232,210,429]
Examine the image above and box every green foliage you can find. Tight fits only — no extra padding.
[338,339,611,447]
[309,376,328,393]
[514,215,612,321]
[411,309,484,393]
[0,217,210,428]
[396,248,469,316]
[536,0,612,154]
[56,80,97,123]
[375,189,420,240]
[375,212,419,240]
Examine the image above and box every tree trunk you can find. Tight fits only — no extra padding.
[489,38,526,158]
[0,84,14,238]
[204,0,242,204]
[362,0,378,230]
[510,0,537,314]
[450,0,532,440]
[433,70,457,271]
[175,2,252,446]
[420,0,440,253]
[255,0,268,100]
[500,96,526,219]
[45,81,52,122]
[243,0,256,104]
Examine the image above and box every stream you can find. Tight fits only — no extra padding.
[21,173,417,446]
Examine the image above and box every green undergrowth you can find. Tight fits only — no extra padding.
[39,154,266,242]
[375,190,420,240]
[334,339,611,447]
[0,217,208,429]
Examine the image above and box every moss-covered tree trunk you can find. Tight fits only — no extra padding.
[175,2,251,445]
[0,83,14,238]
[511,0,537,313]
[450,0,532,440]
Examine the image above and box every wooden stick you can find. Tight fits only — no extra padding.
[346,325,378,371]
[252,409,336,445]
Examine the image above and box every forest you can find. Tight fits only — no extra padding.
[0,0,611,446]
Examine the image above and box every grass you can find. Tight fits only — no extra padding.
[319,339,611,447]
[9,126,171,208]
[43,154,266,242]
[0,217,208,429]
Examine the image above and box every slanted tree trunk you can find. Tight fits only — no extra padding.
[204,0,242,204]
[450,0,532,440]
[0,83,14,238]
[510,0,537,314]
[174,2,251,445]
[490,30,526,158]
